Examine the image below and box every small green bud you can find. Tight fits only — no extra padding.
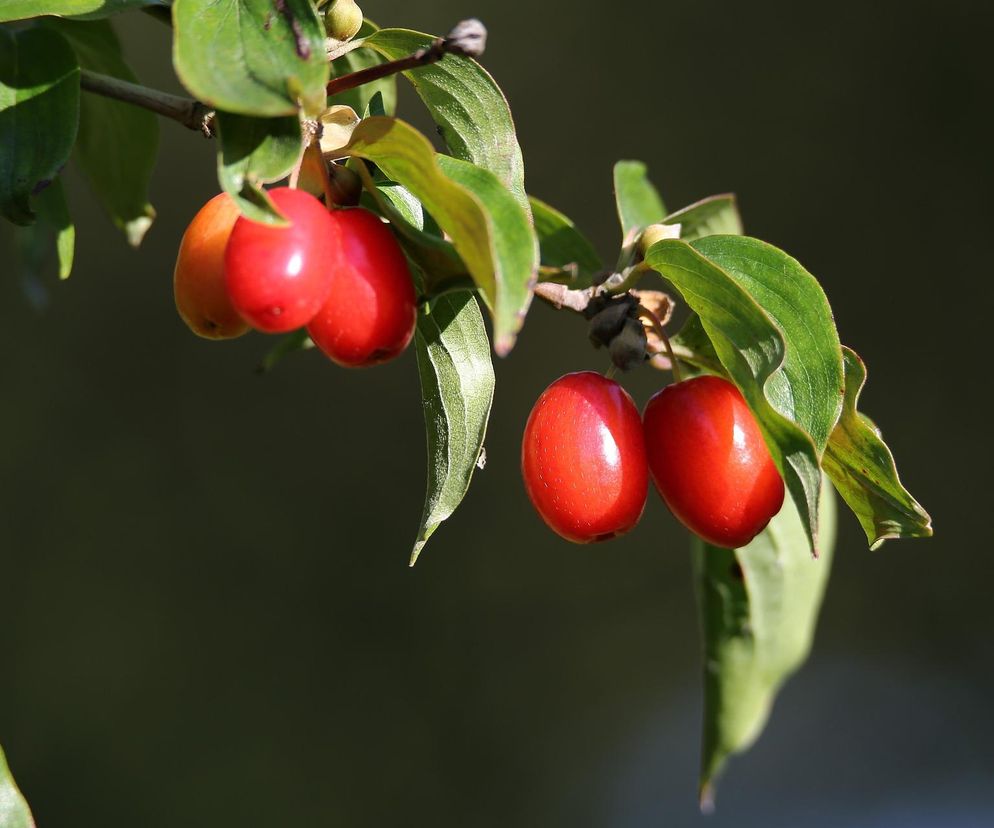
[324,0,363,42]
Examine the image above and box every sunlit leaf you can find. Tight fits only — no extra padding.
[645,237,844,554]
[412,290,494,565]
[0,0,160,22]
[530,195,601,286]
[664,193,743,241]
[822,347,932,548]
[173,0,329,117]
[614,160,666,242]
[363,28,528,213]
[0,744,35,828]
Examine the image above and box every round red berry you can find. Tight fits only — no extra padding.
[522,371,648,543]
[643,375,785,548]
[224,187,340,333]
[307,208,417,367]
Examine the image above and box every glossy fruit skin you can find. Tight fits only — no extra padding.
[306,208,416,367]
[173,193,248,340]
[522,372,649,543]
[643,375,785,548]
[224,187,340,333]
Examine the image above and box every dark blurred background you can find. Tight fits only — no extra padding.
[1,1,991,825]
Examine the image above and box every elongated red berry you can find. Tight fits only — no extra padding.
[307,208,416,367]
[643,375,785,548]
[224,187,340,333]
[173,192,248,340]
[522,371,648,543]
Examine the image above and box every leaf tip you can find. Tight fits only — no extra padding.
[494,334,516,358]
[409,543,424,568]
[699,780,716,814]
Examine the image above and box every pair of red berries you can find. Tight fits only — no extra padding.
[521,371,786,548]
[173,187,417,367]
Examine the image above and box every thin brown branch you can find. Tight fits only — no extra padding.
[79,69,215,137]
[533,282,595,313]
[326,18,487,96]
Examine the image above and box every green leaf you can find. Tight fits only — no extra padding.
[645,237,844,555]
[340,117,537,355]
[35,176,74,278]
[0,26,79,225]
[614,160,666,242]
[173,0,329,118]
[0,744,35,828]
[411,290,495,565]
[664,193,743,241]
[530,195,601,285]
[0,1,159,22]
[696,477,836,808]
[436,154,537,355]
[46,18,158,246]
[363,28,529,214]
[328,20,397,116]
[215,111,301,224]
[822,347,932,548]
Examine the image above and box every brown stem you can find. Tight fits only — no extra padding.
[638,306,683,382]
[326,18,487,96]
[79,69,214,136]
[533,282,594,313]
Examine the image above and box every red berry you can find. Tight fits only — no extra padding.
[522,371,648,543]
[307,208,417,367]
[223,187,340,333]
[643,375,785,548]
[173,193,248,340]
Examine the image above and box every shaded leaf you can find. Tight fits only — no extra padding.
[35,176,74,278]
[696,479,836,808]
[614,159,666,242]
[327,20,397,116]
[0,0,159,22]
[173,0,329,117]
[0,744,35,828]
[664,193,743,242]
[48,18,158,246]
[340,117,537,355]
[530,195,601,286]
[822,346,932,548]
[215,111,302,225]
[364,28,528,213]
[645,237,844,554]
[0,26,79,225]
[412,290,494,565]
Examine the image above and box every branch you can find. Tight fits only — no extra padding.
[326,18,487,96]
[79,69,215,137]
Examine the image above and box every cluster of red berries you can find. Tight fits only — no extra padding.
[173,187,417,368]
[521,371,785,548]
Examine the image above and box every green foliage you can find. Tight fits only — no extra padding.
[696,478,837,806]
[0,0,157,22]
[412,291,495,565]
[339,116,537,355]
[215,112,302,224]
[822,347,933,547]
[614,159,666,241]
[0,5,934,811]
[364,28,529,213]
[530,196,602,285]
[663,193,743,241]
[645,237,843,556]
[0,26,79,225]
[173,0,329,117]
[0,745,34,828]
[47,18,158,246]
